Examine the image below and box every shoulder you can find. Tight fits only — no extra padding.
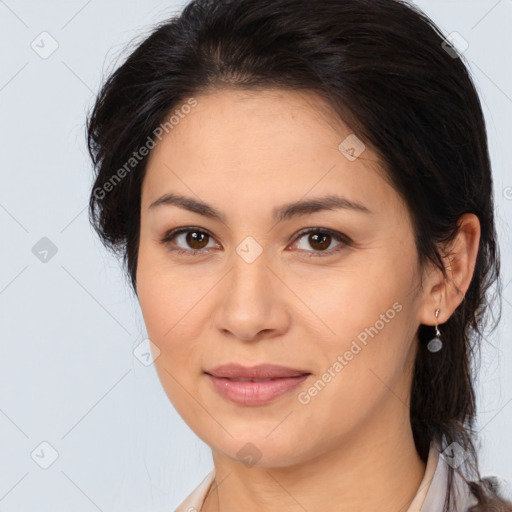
[452,470,479,512]
[174,469,216,512]
[421,440,478,512]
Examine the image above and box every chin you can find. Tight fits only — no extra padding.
[207,428,314,469]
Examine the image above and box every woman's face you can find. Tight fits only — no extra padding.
[136,88,428,468]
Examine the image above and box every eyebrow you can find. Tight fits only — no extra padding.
[148,193,372,223]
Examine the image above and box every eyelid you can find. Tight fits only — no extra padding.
[159,226,351,257]
[289,227,351,257]
[160,227,220,255]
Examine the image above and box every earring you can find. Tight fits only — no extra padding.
[427,308,443,353]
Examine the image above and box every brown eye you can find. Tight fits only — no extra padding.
[307,232,331,251]
[185,231,209,250]
[160,228,218,255]
[292,228,350,257]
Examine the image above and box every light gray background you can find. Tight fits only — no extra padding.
[0,1,511,510]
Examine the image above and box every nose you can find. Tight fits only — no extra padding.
[212,247,291,342]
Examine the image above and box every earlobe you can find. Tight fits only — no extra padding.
[418,213,481,327]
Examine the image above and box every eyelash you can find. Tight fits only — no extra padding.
[159,227,351,258]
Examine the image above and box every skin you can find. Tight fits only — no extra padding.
[136,88,480,512]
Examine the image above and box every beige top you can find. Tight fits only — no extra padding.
[175,441,479,512]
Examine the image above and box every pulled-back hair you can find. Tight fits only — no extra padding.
[86,0,511,509]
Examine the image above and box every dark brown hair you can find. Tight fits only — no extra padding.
[86,0,511,509]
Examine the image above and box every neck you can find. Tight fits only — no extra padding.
[202,413,427,512]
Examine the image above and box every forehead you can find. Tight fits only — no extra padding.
[151,87,358,159]
[141,88,403,222]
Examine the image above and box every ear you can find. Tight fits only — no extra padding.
[418,213,481,327]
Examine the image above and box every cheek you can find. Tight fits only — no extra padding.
[136,241,201,340]
[136,259,205,418]
[137,277,201,362]
[135,245,218,396]
[299,256,411,345]
[299,259,417,405]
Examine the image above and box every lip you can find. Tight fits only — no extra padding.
[205,364,311,406]
[205,363,310,379]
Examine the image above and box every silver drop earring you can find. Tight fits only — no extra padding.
[427,308,443,353]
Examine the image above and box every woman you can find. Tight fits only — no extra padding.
[86,0,511,510]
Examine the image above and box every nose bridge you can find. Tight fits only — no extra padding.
[228,236,272,303]
[213,237,286,340]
